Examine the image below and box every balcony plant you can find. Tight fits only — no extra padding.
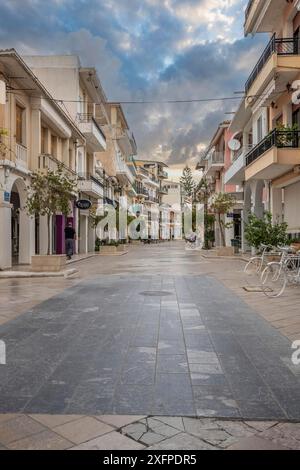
[275,123,299,147]
[26,164,76,264]
[244,212,288,250]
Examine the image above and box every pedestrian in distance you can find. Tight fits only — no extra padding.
[64,222,76,260]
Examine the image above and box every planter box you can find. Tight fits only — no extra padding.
[31,255,66,272]
[101,245,118,253]
[216,247,235,257]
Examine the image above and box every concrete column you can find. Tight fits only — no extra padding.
[79,214,88,253]
[39,215,47,255]
[62,139,69,166]
[39,215,53,255]
[0,202,12,269]
[270,187,283,223]
[19,210,35,264]
[88,219,95,252]
[251,180,264,219]
[242,185,252,253]
[31,108,41,170]
[264,180,271,212]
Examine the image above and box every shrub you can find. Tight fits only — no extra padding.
[244,212,288,249]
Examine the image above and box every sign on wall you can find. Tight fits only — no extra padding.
[75,199,92,210]
[4,191,10,203]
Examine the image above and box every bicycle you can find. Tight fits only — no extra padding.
[261,247,300,298]
[244,244,281,280]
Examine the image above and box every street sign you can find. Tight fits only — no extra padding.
[4,191,10,203]
[75,199,92,210]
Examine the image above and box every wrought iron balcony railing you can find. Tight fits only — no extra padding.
[245,35,300,93]
[39,154,77,177]
[245,129,300,166]
[77,172,104,188]
[77,113,106,142]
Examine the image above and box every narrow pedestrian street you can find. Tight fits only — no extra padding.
[1,243,300,450]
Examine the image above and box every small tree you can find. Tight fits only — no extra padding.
[210,192,236,247]
[195,177,214,249]
[244,212,288,250]
[26,165,76,255]
[180,166,195,200]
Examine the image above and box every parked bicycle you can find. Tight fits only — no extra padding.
[244,244,281,280]
[261,247,300,298]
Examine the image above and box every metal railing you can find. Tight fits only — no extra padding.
[158,169,168,178]
[145,195,159,203]
[38,154,77,177]
[77,172,104,187]
[245,129,300,166]
[159,186,168,194]
[77,113,106,142]
[207,151,224,168]
[245,35,300,93]
[135,184,148,196]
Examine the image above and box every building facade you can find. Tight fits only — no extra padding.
[0,51,141,269]
[197,121,244,247]
[0,49,87,269]
[222,1,300,251]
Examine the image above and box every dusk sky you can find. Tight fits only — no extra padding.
[0,0,267,177]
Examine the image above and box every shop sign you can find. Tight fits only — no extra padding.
[75,199,92,210]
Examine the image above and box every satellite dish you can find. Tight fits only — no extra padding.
[228,139,241,151]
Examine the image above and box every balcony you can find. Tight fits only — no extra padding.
[145,174,160,187]
[115,152,135,185]
[159,186,168,195]
[158,168,168,179]
[224,145,252,185]
[245,35,300,101]
[244,0,286,36]
[15,143,27,166]
[145,195,159,204]
[135,184,148,197]
[38,154,77,179]
[77,173,104,199]
[205,151,225,177]
[77,114,106,152]
[245,129,300,181]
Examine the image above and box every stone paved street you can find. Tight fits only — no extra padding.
[1,242,300,449]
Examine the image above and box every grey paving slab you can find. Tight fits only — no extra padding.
[1,272,300,419]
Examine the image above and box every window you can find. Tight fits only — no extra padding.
[16,104,24,145]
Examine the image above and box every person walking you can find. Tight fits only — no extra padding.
[64,222,76,260]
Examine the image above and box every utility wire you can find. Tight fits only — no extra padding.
[5,89,288,106]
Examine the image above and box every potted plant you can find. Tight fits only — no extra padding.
[244,212,288,255]
[26,164,76,272]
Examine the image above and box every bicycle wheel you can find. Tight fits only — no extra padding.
[244,257,262,284]
[261,262,287,298]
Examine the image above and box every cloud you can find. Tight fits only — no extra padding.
[0,0,267,167]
